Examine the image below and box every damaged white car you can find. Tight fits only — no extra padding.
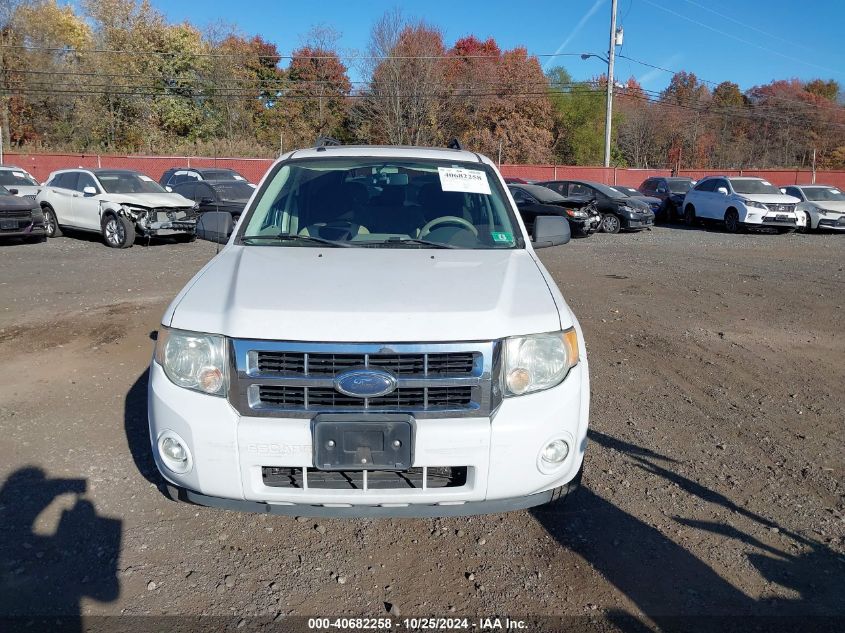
[36,168,196,248]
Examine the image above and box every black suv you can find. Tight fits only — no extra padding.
[159,167,250,189]
[539,180,654,234]
[0,185,46,242]
[638,177,694,222]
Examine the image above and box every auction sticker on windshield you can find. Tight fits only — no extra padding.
[438,167,491,195]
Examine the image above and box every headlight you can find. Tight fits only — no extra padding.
[154,327,228,396]
[565,209,588,218]
[744,199,768,210]
[503,328,580,396]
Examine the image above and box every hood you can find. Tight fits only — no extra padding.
[629,195,661,205]
[738,193,800,204]
[102,192,194,208]
[0,195,37,211]
[808,200,845,213]
[167,247,565,342]
[9,185,40,196]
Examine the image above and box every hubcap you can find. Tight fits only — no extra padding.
[604,215,619,231]
[45,212,55,235]
[105,218,123,245]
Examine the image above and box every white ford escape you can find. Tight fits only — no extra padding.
[148,144,589,517]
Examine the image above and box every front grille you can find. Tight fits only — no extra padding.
[255,351,476,376]
[234,341,497,418]
[766,203,795,213]
[257,385,472,409]
[262,466,468,490]
[0,209,32,219]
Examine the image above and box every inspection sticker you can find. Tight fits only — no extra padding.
[491,232,514,243]
[438,167,491,195]
[12,171,26,178]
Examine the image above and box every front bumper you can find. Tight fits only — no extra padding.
[818,215,845,230]
[623,214,654,230]
[147,356,589,515]
[0,217,46,238]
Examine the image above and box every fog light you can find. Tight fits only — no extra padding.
[506,368,531,394]
[158,432,192,474]
[541,439,569,464]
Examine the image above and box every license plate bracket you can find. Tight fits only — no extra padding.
[0,219,19,230]
[312,414,414,471]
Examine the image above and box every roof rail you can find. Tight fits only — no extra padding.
[314,136,341,148]
[446,138,463,150]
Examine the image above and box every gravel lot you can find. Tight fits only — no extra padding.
[0,226,843,630]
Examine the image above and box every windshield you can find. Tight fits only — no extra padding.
[240,157,522,249]
[612,186,639,196]
[667,179,692,194]
[519,184,565,203]
[97,172,166,194]
[730,179,780,195]
[589,182,627,199]
[212,182,255,201]
[0,170,38,187]
[802,187,845,202]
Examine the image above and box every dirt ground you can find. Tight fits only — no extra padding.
[0,226,843,631]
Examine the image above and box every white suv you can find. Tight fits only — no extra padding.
[37,168,197,248]
[682,176,804,233]
[148,144,589,517]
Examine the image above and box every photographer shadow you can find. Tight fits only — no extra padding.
[0,467,121,631]
[532,430,845,632]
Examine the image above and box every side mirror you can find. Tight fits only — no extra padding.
[532,215,570,248]
[779,188,787,194]
[8,188,18,195]
[165,186,173,192]
[716,187,728,195]
[195,211,233,244]
[83,185,97,196]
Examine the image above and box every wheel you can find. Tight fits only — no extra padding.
[724,208,741,233]
[536,466,583,514]
[601,213,621,234]
[43,206,62,237]
[101,213,135,248]
[684,205,696,226]
[799,210,812,233]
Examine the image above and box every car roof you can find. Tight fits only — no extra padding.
[286,145,483,163]
[93,168,143,175]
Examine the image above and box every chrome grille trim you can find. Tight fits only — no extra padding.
[229,340,500,418]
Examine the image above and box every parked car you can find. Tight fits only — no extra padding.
[0,166,41,199]
[37,168,197,248]
[508,183,600,237]
[682,176,804,233]
[638,177,694,221]
[0,185,46,242]
[171,179,254,221]
[149,143,588,517]
[539,179,654,233]
[160,167,252,190]
[610,185,662,215]
[780,185,845,232]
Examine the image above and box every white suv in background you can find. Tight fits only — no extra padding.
[148,144,589,517]
[682,176,804,233]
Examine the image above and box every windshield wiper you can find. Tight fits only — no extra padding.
[241,234,352,247]
[362,237,458,249]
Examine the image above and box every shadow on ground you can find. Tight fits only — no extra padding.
[532,430,845,632]
[0,467,121,632]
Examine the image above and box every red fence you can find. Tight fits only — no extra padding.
[7,152,845,190]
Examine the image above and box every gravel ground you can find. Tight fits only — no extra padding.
[0,225,843,631]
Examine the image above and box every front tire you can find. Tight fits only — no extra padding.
[663,200,675,223]
[724,209,741,233]
[601,213,621,234]
[43,206,62,238]
[102,213,135,249]
[684,205,696,226]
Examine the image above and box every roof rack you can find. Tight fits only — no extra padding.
[446,138,463,150]
[314,136,341,148]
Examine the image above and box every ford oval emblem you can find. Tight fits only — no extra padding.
[334,369,397,398]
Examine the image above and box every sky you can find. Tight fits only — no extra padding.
[149,0,845,93]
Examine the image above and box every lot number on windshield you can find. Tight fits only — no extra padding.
[438,167,491,195]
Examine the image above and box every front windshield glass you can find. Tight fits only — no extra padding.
[98,172,166,194]
[520,184,565,203]
[212,182,255,201]
[730,179,780,195]
[667,179,692,193]
[612,186,639,196]
[203,169,244,181]
[0,170,38,187]
[240,158,522,249]
[590,182,627,199]
[802,187,845,202]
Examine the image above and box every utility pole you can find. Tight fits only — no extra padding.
[603,0,619,168]
[0,125,4,165]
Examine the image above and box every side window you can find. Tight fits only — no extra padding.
[174,183,197,199]
[641,179,655,193]
[715,179,730,193]
[56,172,79,190]
[785,187,802,200]
[569,183,592,197]
[509,188,525,203]
[655,180,668,194]
[76,172,98,193]
[695,179,715,193]
[544,182,566,196]
[196,183,215,201]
